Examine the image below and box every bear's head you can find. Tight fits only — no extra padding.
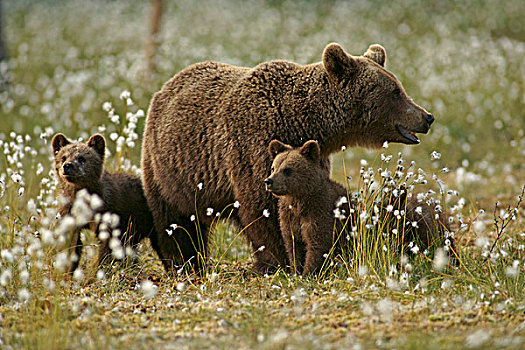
[322,43,434,148]
[265,139,327,199]
[52,133,106,188]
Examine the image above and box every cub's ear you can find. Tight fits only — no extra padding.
[52,133,71,154]
[87,134,106,158]
[268,140,292,159]
[322,43,357,83]
[299,140,320,162]
[363,44,387,67]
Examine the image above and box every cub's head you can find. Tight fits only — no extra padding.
[265,140,327,198]
[52,133,106,187]
[322,43,434,148]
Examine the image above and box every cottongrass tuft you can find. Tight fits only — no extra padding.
[432,248,449,271]
[140,280,157,299]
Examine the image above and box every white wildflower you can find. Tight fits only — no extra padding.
[17,288,31,302]
[430,151,441,160]
[102,102,113,112]
[176,282,186,292]
[335,196,348,207]
[262,209,270,218]
[73,268,84,282]
[96,269,105,280]
[119,90,131,100]
[433,248,448,271]
[140,280,157,299]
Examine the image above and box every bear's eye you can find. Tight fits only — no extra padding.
[283,168,292,176]
[393,88,401,100]
[61,156,66,162]
[271,166,275,173]
[78,156,86,164]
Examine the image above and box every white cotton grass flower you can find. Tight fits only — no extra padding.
[140,279,157,299]
[73,268,84,282]
[465,329,491,348]
[262,209,270,218]
[19,269,30,285]
[333,207,346,220]
[382,141,389,148]
[335,196,348,207]
[1,249,14,263]
[0,268,12,286]
[433,248,449,271]
[358,265,368,277]
[89,194,104,211]
[96,269,105,280]
[119,90,131,100]
[102,102,113,112]
[233,201,240,208]
[505,260,520,277]
[17,288,31,302]
[430,151,441,160]
[257,245,265,252]
[206,207,214,216]
[190,215,196,222]
[197,182,203,190]
[176,282,186,292]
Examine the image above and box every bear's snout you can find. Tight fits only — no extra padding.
[264,178,273,190]
[425,114,435,126]
[63,162,74,175]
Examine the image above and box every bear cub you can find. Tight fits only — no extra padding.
[265,140,455,275]
[52,133,155,273]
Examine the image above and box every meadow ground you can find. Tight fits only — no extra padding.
[0,0,524,348]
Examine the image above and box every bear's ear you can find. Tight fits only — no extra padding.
[363,44,387,67]
[322,43,357,82]
[268,140,292,159]
[52,133,71,154]
[299,140,320,162]
[87,134,106,158]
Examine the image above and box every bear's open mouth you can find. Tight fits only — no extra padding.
[395,125,420,144]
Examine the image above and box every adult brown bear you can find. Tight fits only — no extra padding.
[141,43,434,273]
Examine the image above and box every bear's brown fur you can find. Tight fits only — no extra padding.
[142,43,435,273]
[52,133,156,273]
[265,140,455,275]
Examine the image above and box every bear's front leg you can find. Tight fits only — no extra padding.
[64,227,83,274]
[279,211,306,275]
[302,220,334,276]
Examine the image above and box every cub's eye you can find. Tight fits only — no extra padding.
[271,167,275,173]
[61,156,66,162]
[283,168,292,176]
[78,156,86,164]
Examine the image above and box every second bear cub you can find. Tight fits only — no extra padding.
[52,133,156,273]
[265,140,454,275]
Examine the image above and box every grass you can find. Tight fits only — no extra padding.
[1,0,524,348]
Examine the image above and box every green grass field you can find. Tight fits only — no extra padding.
[0,0,524,348]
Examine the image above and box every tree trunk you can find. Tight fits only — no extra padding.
[144,0,163,76]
